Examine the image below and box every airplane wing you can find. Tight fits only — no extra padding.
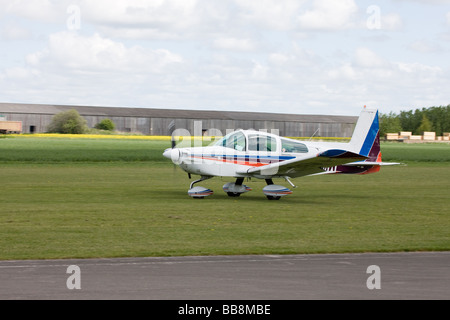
[237,149,367,178]
[343,161,401,167]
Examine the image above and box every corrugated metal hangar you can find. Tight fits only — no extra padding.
[0,102,358,137]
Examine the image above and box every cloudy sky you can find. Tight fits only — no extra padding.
[1,0,450,116]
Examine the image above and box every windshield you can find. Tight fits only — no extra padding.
[214,131,246,151]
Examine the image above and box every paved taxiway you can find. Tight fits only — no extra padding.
[0,252,448,300]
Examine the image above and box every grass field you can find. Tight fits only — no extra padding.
[0,136,449,260]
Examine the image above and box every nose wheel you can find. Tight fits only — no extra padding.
[188,176,213,199]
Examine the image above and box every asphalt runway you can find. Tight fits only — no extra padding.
[0,252,448,300]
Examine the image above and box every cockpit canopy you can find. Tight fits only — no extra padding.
[248,133,276,152]
[214,131,247,151]
[213,130,309,154]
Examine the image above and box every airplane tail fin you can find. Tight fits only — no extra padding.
[330,107,400,175]
[348,107,380,160]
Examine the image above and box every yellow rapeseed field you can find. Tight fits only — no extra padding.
[11,133,172,140]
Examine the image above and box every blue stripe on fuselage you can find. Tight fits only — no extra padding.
[192,154,296,161]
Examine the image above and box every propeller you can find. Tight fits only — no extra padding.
[165,120,192,180]
[168,120,176,149]
[166,120,179,173]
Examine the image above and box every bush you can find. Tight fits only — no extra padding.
[47,110,88,134]
[95,119,116,131]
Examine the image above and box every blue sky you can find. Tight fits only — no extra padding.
[1,0,450,116]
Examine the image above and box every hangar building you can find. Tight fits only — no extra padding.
[0,102,358,137]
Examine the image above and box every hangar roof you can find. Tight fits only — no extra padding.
[0,102,357,124]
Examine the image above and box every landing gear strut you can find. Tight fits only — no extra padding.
[190,176,212,190]
[264,179,279,200]
[227,178,244,197]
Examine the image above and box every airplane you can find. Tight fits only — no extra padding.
[163,107,399,200]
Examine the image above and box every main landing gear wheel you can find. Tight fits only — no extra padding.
[263,179,292,200]
[227,192,241,198]
[223,178,252,198]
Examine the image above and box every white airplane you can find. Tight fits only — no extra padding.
[163,107,399,200]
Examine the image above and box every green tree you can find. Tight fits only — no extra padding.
[47,109,88,134]
[379,112,402,137]
[416,114,433,134]
[95,119,116,131]
[423,105,449,136]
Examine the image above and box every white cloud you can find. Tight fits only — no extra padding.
[395,0,450,4]
[2,67,38,80]
[85,0,306,41]
[212,37,257,52]
[354,47,389,68]
[0,24,32,40]
[327,63,358,81]
[235,0,306,31]
[397,62,442,76]
[79,0,201,39]
[268,46,320,70]
[381,13,403,30]
[323,45,450,113]
[1,0,72,22]
[1,0,450,115]
[408,40,443,53]
[80,0,198,25]
[97,27,178,41]
[26,32,183,73]
[251,62,269,81]
[0,31,186,108]
[297,0,358,30]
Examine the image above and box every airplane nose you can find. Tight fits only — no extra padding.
[163,148,172,159]
[163,148,180,162]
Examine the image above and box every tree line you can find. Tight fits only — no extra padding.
[379,105,450,137]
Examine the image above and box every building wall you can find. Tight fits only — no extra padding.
[0,105,357,137]
[4,113,52,134]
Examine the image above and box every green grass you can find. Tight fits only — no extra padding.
[381,142,450,163]
[0,137,168,162]
[0,137,449,260]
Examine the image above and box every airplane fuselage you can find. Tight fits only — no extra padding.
[164,131,332,178]
[163,108,399,199]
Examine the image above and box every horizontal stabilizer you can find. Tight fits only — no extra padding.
[319,149,367,160]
